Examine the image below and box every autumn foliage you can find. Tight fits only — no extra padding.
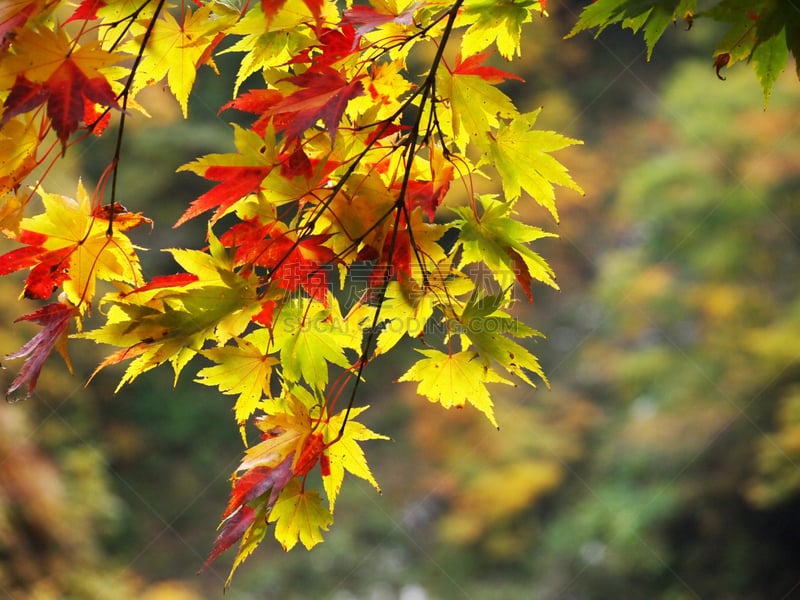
[0,0,795,586]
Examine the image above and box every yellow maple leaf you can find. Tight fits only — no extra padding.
[196,329,279,437]
[0,116,39,209]
[398,349,512,428]
[0,25,120,86]
[269,478,333,551]
[240,396,315,470]
[322,405,389,511]
[123,4,236,117]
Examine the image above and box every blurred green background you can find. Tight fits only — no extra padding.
[2,2,800,598]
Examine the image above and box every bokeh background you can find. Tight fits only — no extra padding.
[2,2,800,598]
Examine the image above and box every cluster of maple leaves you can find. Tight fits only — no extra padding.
[0,0,590,583]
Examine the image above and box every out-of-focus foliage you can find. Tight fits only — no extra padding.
[0,277,205,599]
[525,63,800,599]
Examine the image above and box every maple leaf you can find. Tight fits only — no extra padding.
[0,115,39,206]
[354,259,473,356]
[0,26,122,146]
[321,169,397,256]
[456,289,547,388]
[481,110,583,221]
[80,229,261,387]
[4,302,77,401]
[175,125,276,227]
[396,147,455,221]
[260,65,365,143]
[348,59,414,120]
[457,0,537,60]
[437,54,519,151]
[64,0,106,23]
[453,50,525,84]
[122,4,235,118]
[220,89,286,137]
[269,478,332,551]
[452,194,559,302]
[567,0,695,60]
[195,329,279,434]
[341,2,418,37]
[272,296,362,391]
[0,0,47,53]
[220,218,337,304]
[240,396,315,470]
[198,395,324,576]
[218,1,319,96]
[398,348,511,428]
[0,182,146,306]
[199,505,256,575]
[228,458,294,520]
[322,406,389,511]
[218,501,269,587]
[293,25,361,68]
[262,0,325,24]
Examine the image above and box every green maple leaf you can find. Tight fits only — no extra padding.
[398,348,512,427]
[567,0,697,59]
[196,329,279,433]
[270,479,333,551]
[322,406,389,511]
[752,29,788,104]
[273,296,362,390]
[481,110,583,222]
[452,194,558,302]
[457,290,547,388]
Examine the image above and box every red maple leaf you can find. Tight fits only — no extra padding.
[397,166,453,222]
[361,225,413,295]
[263,66,364,143]
[1,64,121,148]
[119,273,200,298]
[221,457,293,519]
[279,141,313,180]
[453,51,525,84]
[84,97,113,135]
[220,88,287,137]
[221,218,337,303]
[0,230,72,300]
[293,432,329,476]
[200,455,293,572]
[505,246,534,303]
[291,26,360,67]
[64,0,107,23]
[199,505,255,573]
[342,3,417,37]
[4,302,77,401]
[174,165,272,228]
